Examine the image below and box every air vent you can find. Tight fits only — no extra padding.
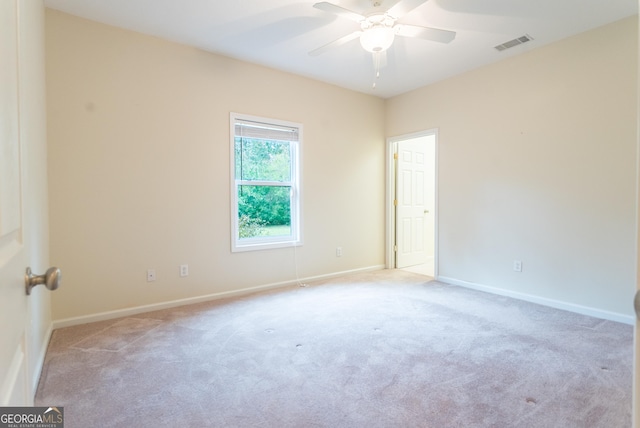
[494,34,533,52]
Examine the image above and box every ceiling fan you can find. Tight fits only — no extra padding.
[310,0,456,85]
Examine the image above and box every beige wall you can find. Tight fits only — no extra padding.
[387,17,638,319]
[46,10,386,321]
[47,8,638,323]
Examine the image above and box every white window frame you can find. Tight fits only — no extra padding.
[230,112,302,252]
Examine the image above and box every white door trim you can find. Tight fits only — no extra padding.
[385,129,439,276]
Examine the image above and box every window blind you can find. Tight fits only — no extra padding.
[235,119,299,142]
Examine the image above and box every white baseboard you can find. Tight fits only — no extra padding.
[438,276,635,325]
[53,265,386,329]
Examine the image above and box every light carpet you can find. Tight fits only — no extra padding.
[35,270,633,427]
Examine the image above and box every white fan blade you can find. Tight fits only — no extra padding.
[313,2,365,22]
[309,31,362,56]
[387,0,429,19]
[395,24,456,43]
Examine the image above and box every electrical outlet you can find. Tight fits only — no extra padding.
[513,260,522,272]
[336,247,342,257]
[147,269,156,282]
[180,264,189,277]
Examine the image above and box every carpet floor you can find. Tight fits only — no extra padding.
[35,270,633,427]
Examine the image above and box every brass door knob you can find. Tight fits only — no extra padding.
[25,267,61,295]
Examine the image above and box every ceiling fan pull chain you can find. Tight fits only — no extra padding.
[372,52,381,88]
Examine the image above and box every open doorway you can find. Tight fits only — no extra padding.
[386,130,437,277]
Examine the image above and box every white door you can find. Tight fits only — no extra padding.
[0,0,50,406]
[396,138,430,268]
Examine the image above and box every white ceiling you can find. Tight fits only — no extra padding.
[44,0,638,99]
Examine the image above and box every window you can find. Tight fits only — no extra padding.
[230,113,302,252]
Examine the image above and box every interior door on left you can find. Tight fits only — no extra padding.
[0,0,50,406]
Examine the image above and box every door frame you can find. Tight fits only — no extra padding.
[385,129,439,275]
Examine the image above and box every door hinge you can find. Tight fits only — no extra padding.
[394,153,398,160]
[394,245,398,252]
[394,199,398,206]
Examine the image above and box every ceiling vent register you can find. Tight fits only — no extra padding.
[494,34,533,52]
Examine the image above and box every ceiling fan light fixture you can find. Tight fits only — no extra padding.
[360,25,395,53]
